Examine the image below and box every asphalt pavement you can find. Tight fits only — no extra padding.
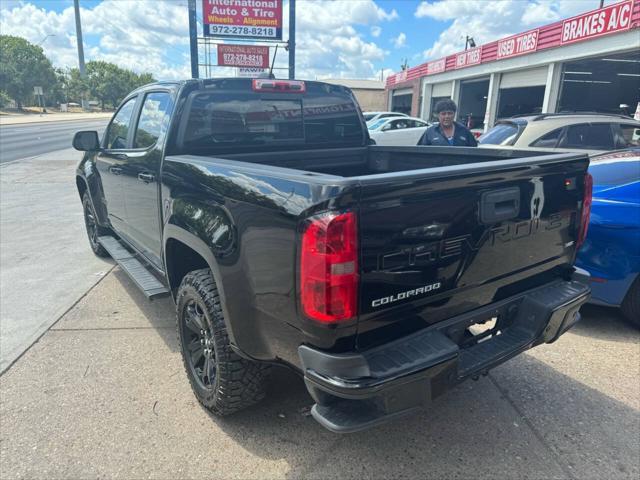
[0,118,109,163]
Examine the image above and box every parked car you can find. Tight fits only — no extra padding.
[368,116,430,146]
[363,111,408,123]
[576,147,640,325]
[479,113,640,154]
[73,78,591,433]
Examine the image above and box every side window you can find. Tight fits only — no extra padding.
[134,92,172,148]
[559,123,614,150]
[530,128,562,148]
[106,97,137,149]
[615,124,640,148]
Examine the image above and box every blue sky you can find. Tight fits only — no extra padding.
[0,0,614,80]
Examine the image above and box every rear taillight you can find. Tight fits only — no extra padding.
[576,172,593,249]
[252,79,306,93]
[300,211,358,323]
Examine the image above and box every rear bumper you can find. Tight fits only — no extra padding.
[298,274,590,433]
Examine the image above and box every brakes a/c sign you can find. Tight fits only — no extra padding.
[497,29,539,59]
[217,44,269,68]
[203,0,283,39]
[561,0,633,44]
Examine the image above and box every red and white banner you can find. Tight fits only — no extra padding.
[217,44,269,68]
[203,0,283,39]
[497,29,539,59]
[426,58,446,75]
[454,47,482,69]
[561,0,633,44]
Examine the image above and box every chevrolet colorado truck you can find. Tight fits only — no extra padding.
[73,78,592,433]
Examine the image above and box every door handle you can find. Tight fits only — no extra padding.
[109,166,123,175]
[138,172,155,183]
[480,187,520,224]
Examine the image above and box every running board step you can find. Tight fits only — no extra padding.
[98,236,170,300]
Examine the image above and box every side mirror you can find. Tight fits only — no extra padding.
[73,131,100,151]
[382,124,392,132]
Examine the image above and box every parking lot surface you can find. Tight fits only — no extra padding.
[1,266,638,479]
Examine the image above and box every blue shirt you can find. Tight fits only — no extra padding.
[417,122,478,147]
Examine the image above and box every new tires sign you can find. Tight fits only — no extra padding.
[203,0,283,40]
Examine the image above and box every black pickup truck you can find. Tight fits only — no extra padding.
[73,78,592,433]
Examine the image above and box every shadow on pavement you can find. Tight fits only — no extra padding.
[573,304,639,342]
[112,268,178,352]
[202,353,639,479]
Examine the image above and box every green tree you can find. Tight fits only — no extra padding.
[0,35,57,109]
[85,61,155,109]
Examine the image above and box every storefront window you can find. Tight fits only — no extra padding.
[391,93,412,115]
[497,86,545,119]
[558,51,640,116]
[458,78,489,130]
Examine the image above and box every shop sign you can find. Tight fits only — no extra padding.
[561,0,633,44]
[203,0,283,40]
[454,47,482,69]
[497,29,539,59]
[237,67,268,77]
[426,58,446,75]
[217,44,270,68]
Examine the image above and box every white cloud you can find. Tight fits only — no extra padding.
[371,26,382,37]
[392,32,406,48]
[0,0,397,81]
[415,0,615,60]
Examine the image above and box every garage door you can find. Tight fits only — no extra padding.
[500,66,548,89]
[431,82,452,98]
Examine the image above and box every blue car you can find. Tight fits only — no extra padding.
[576,147,640,324]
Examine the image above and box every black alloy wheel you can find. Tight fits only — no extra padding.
[182,299,217,389]
[176,269,269,415]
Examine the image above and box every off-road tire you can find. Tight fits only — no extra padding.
[176,268,269,415]
[621,277,640,327]
[82,192,110,257]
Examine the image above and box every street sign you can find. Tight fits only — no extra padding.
[202,0,283,40]
[33,86,43,95]
[218,44,269,68]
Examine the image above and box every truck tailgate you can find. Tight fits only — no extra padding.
[356,154,589,347]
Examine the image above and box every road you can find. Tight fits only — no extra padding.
[0,118,109,163]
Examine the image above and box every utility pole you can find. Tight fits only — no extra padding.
[188,0,199,78]
[73,0,88,110]
[288,0,296,79]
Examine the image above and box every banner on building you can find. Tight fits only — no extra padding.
[561,0,633,44]
[203,0,283,40]
[497,29,539,59]
[217,44,270,67]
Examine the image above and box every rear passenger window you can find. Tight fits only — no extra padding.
[615,124,640,148]
[134,92,172,148]
[559,123,614,150]
[530,128,562,148]
[106,97,136,149]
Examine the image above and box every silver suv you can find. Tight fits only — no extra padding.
[479,113,640,154]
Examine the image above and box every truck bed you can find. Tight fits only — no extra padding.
[163,145,589,360]
[208,145,564,178]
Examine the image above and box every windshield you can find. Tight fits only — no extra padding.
[363,113,377,121]
[176,84,364,154]
[368,119,387,131]
[479,122,521,145]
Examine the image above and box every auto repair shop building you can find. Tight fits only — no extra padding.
[385,0,640,132]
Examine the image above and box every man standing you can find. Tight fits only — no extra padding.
[417,99,478,146]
